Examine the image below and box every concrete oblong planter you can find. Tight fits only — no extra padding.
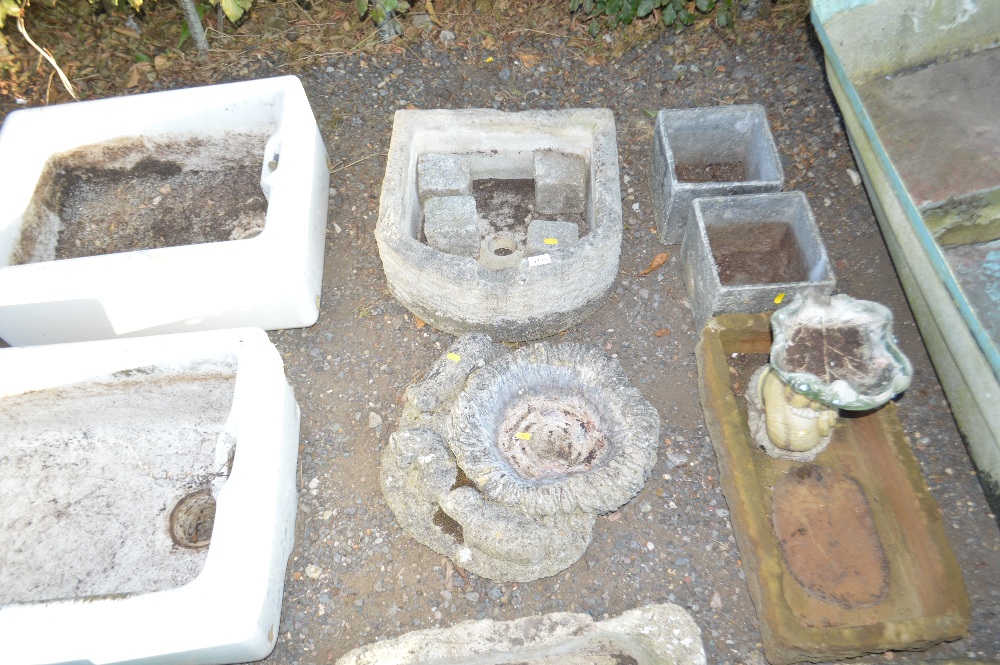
[0,76,328,346]
[682,191,835,331]
[0,327,300,665]
[375,109,622,342]
[651,104,784,245]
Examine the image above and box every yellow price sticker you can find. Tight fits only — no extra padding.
[447,352,461,362]
[543,238,558,245]
[773,292,786,304]
[515,432,531,440]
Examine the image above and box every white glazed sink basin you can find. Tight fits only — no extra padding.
[0,76,328,346]
[0,328,299,664]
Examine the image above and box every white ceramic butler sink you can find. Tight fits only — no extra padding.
[0,75,328,346]
[0,328,299,664]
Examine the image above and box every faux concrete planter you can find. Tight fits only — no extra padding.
[375,109,622,342]
[0,328,300,665]
[336,604,706,665]
[381,334,659,582]
[682,191,835,331]
[651,104,784,245]
[0,76,328,346]
[696,313,969,664]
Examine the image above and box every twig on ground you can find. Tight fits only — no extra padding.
[330,152,387,174]
[16,10,78,101]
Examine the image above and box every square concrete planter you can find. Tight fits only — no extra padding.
[651,104,784,245]
[0,328,300,665]
[682,191,835,331]
[0,76,328,346]
[376,109,622,341]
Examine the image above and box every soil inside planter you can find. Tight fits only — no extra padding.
[707,221,809,285]
[13,134,270,264]
[783,324,890,393]
[676,161,747,183]
[473,178,587,245]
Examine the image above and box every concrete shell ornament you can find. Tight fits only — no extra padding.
[381,334,660,583]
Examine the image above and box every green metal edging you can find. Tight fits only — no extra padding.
[810,5,1000,380]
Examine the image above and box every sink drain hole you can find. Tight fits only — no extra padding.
[169,490,216,549]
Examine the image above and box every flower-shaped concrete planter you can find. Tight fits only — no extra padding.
[381,334,659,582]
[375,109,622,342]
[651,104,784,245]
[682,192,835,331]
[0,328,299,665]
[0,76,328,346]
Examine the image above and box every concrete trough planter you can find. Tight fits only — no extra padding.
[0,76,328,346]
[651,104,784,245]
[682,191,835,331]
[0,328,300,665]
[375,108,622,342]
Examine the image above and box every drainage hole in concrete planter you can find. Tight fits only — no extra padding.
[170,490,216,549]
[707,221,808,286]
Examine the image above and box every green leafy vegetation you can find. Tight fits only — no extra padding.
[570,0,735,36]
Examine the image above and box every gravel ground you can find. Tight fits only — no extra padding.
[259,15,1000,665]
[2,3,998,664]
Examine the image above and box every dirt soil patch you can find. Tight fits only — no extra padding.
[675,161,747,183]
[708,221,808,285]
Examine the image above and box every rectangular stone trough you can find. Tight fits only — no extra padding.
[682,191,835,331]
[695,313,969,664]
[0,328,300,665]
[651,104,784,245]
[0,76,328,346]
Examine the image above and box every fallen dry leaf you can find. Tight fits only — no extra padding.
[124,61,153,88]
[517,52,540,69]
[639,252,669,276]
[414,315,426,328]
[654,328,671,337]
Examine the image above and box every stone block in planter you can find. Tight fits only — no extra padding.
[0,327,300,665]
[376,109,621,341]
[651,104,784,245]
[336,604,706,665]
[534,149,587,215]
[682,191,835,331]
[423,195,479,257]
[0,76,328,346]
[417,153,473,202]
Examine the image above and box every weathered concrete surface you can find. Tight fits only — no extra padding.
[681,192,834,331]
[416,153,472,202]
[696,313,970,665]
[534,149,587,215]
[335,603,706,665]
[526,219,579,256]
[422,195,478,257]
[650,104,783,245]
[381,334,659,582]
[857,47,1000,245]
[375,108,621,342]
